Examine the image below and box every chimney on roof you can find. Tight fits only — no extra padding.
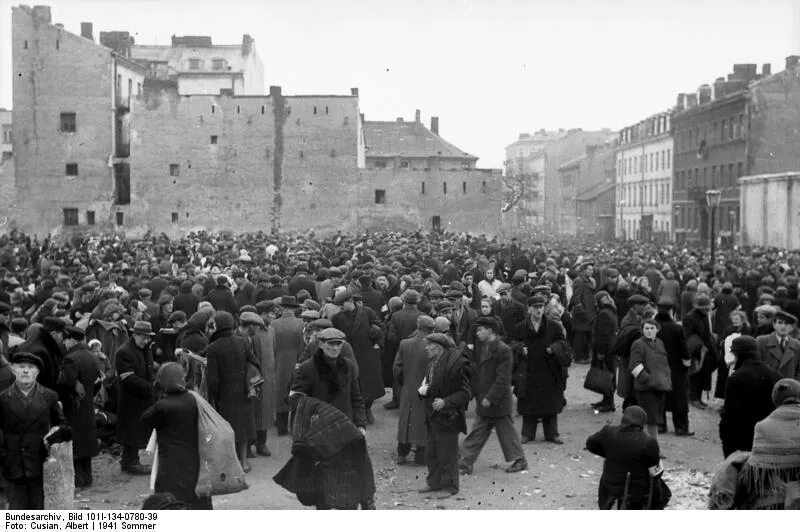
[686,93,698,108]
[81,22,93,41]
[698,84,712,104]
[55,23,64,29]
[350,87,358,97]
[269,85,282,98]
[415,109,420,123]
[360,113,364,122]
[713,78,727,99]
[396,117,404,123]
[431,117,439,135]
[99,31,134,57]
[32,5,51,23]
[242,34,253,56]
[762,63,771,77]
[786,55,799,70]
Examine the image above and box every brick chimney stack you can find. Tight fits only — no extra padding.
[785,55,799,70]
[415,109,421,123]
[431,116,439,135]
[762,63,771,77]
[350,87,359,96]
[241,34,253,56]
[32,5,51,23]
[81,22,93,41]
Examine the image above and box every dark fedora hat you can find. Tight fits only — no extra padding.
[11,351,44,370]
[131,321,155,336]
[280,295,300,308]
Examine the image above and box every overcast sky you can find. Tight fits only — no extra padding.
[1,0,799,168]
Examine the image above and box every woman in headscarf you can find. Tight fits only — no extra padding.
[629,319,672,444]
[715,310,751,399]
[141,362,212,510]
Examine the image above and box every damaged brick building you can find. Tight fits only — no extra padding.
[9,5,502,237]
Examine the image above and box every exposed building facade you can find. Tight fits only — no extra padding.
[503,131,561,231]
[0,109,11,160]
[556,143,616,237]
[10,5,502,237]
[0,108,13,219]
[615,111,673,242]
[739,172,800,249]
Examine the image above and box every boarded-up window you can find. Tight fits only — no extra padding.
[374,190,386,204]
[114,163,130,205]
[86,211,95,225]
[116,212,124,226]
[63,208,78,226]
[65,163,78,176]
[169,164,179,176]
[60,112,76,132]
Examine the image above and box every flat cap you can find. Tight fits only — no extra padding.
[474,316,501,332]
[214,311,235,331]
[775,310,798,325]
[300,309,321,320]
[240,312,265,327]
[11,351,43,370]
[309,318,333,330]
[157,293,174,306]
[693,294,712,309]
[333,290,354,306]
[317,328,347,342]
[628,294,650,305]
[755,304,777,317]
[527,294,547,306]
[445,289,464,300]
[63,325,86,341]
[435,301,454,312]
[43,317,66,332]
[255,300,277,314]
[167,310,187,324]
[402,289,421,304]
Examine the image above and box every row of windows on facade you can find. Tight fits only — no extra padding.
[618,149,672,178]
[188,58,229,71]
[210,104,337,118]
[623,219,671,237]
[675,163,743,191]
[2,126,11,144]
[673,205,740,231]
[619,180,671,208]
[374,180,488,203]
[63,209,189,226]
[619,114,671,144]
[373,160,473,170]
[677,114,745,152]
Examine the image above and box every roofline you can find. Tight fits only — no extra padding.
[113,53,148,74]
[365,154,478,160]
[672,90,748,120]
[174,71,245,77]
[284,95,358,99]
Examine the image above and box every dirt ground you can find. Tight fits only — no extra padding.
[52,364,723,511]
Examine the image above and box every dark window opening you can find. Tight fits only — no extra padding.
[171,212,178,223]
[60,112,76,132]
[169,164,179,176]
[211,105,215,114]
[462,181,467,194]
[86,211,95,226]
[443,182,447,195]
[325,106,329,115]
[63,208,78,226]
[300,150,304,159]
[374,160,387,168]
[65,163,78,176]
[343,116,349,125]
[114,163,130,205]
[56,39,59,50]
[236,105,240,114]
[374,189,386,204]
[421,182,426,194]
[461,162,470,169]
[400,161,409,168]
[24,40,28,49]
[261,106,265,114]
[210,135,218,144]
[313,106,317,115]
[186,213,190,219]
[116,212,124,226]
[482,181,486,193]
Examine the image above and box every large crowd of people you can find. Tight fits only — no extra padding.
[0,227,798,510]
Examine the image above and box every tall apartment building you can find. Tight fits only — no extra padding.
[0,109,11,160]
[615,111,673,242]
[556,143,616,238]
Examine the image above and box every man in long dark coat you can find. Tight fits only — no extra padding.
[591,291,618,411]
[612,295,649,409]
[393,315,435,465]
[203,311,260,472]
[19,316,66,391]
[115,320,155,475]
[418,333,471,499]
[569,261,597,364]
[384,290,423,409]
[512,294,568,444]
[272,296,305,434]
[683,294,717,409]
[57,326,100,487]
[288,262,317,301]
[204,275,239,316]
[332,290,385,424]
[654,298,692,436]
[719,335,781,457]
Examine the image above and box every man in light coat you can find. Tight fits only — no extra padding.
[393,315,435,466]
[272,296,305,435]
[756,311,800,379]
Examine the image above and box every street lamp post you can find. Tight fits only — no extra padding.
[706,189,721,269]
[619,200,625,240]
[673,204,681,243]
[729,208,736,249]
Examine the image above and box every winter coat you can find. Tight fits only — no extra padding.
[18,328,64,391]
[292,350,366,428]
[450,306,477,349]
[423,347,471,434]
[719,359,781,457]
[177,325,208,354]
[494,299,526,342]
[654,312,690,413]
[586,424,660,501]
[115,338,155,448]
[85,319,129,372]
[473,338,514,418]
[288,274,317,301]
[0,383,70,480]
[359,287,385,317]
[393,332,429,446]
[713,291,740,334]
[332,306,385,403]
[57,343,100,459]
[611,309,643,399]
[755,333,800,380]
[512,317,569,417]
[679,289,697,321]
[386,306,423,368]
[252,325,277,431]
[569,274,597,332]
[202,329,260,443]
[272,312,306,414]
[173,292,199,318]
[203,286,239,316]
[142,391,211,509]
[630,337,672,392]
[683,308,717,391]
[656,279,681,308]
[592,304,618,356]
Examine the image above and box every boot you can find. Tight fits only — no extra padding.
[256,430,271,456]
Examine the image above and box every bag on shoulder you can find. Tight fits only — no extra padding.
[583,364,614,397]
[649,474,672,510]
[191,391,249,497]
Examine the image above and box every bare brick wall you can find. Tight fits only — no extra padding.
[749,66,800,176]
[13,6,116,231]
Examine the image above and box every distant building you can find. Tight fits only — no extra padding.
[128,34,265,96]
[615,111,673,242]
[0,108,11,160]
[9,5,502,236]
[740,172,800,249]
[363,111,477,170]
[556,143,616,237]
